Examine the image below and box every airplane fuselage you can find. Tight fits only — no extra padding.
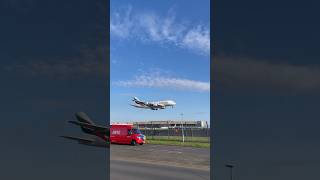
[131,97,176,110]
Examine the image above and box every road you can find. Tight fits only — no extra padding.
[111,159,209,180]
[110,144,210,180]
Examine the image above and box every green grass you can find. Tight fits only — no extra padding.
[146,136,210,148]
[148,136,210,142]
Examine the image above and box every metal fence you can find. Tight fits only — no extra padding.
[140,127,210,143]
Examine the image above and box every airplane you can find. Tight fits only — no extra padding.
[60,112,110,148]
[131,97,176,110]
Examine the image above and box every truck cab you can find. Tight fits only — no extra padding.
[110,124,146,145]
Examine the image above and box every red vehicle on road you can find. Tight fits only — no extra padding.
[110,124,146,145]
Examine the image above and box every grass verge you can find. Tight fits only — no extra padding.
[146,136,210,148]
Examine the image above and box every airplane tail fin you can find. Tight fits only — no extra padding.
[64,112,109,143]
[132,97,140,102]
[75,112,95,125]
[75,112,96,133]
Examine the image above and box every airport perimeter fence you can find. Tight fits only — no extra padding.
[140,127,210,143]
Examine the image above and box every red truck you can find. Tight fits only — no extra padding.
[110,124,146,145]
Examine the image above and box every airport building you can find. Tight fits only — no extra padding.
[130,120,208,129]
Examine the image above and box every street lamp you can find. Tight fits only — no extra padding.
[180,113,185,142]
[225,164,234,180]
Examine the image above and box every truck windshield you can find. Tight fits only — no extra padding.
[132,129,142,134]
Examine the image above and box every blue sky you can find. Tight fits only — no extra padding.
[110,0,210,123]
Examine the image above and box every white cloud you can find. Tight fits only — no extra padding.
[110,6,134,38]
[113,73,210,92]
[181,26,210,55]
[111,6,210,55]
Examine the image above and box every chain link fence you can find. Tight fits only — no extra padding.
[140,127,210,143]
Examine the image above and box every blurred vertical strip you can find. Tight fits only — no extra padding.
[210,0,215,179]
[106,0,110,179]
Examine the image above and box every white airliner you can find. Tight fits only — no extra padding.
[131,97,176,110]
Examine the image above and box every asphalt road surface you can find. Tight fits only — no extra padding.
[111,159,209,180]
[110,144,210,180]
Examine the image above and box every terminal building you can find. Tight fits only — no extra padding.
[130,120,208,129]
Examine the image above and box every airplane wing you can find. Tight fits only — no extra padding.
[60,135,109,148]
[157,104,165,109]
[147,102,165,109]
[136,101,148,106]
[60,135,94,143]
[68,121,109,134]
[131,104,147,108]
[132,103,159,110]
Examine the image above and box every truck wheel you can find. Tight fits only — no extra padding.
[139,143,143,145]
[131,140,136,146]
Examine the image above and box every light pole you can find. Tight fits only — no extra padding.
[180,113,185,143]
[225,164,234,180]
[167,120,169,139]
